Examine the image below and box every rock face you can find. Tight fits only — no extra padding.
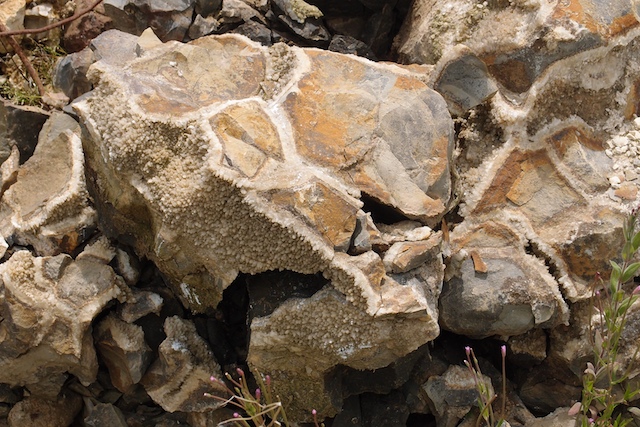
[3,0,640,425]
[74,31,451,418]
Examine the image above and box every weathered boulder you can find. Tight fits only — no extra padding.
[0,249,123,392]
[73,30,452,419]
[0,112,96,256]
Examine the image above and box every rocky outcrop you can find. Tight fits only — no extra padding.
[73,30,450,418]
[2,0,640,425]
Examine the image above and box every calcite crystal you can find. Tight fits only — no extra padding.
[74,31,451,418]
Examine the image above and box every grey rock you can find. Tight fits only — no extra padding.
[272,0,323,24]
[431,44,498,116]
[329,34,376,60]
[276,13,331,43]
[195,0,222,16]
[119,289,164,323]
[219,0,264,24]
[232,20,272,45]
[0,100,50,164]
[84,402,128,427]
[24,3,57,42]
[361,3,394,57]
[53,47,95,100]
[102,0,194,41]
[188,14,220,39]
[90,29,139,67]
[424,365,483,427]
[439,250,568,338]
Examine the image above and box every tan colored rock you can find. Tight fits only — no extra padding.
[8,394,82,427]
[141,316,227,413]
[382,233,441,274]
[0,0,25,54]
[95,314,153,393]
[0,112,96,256]
[74,31,451,420]
[0,249,123,390]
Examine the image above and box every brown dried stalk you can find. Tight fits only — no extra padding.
[0,0,104,98]
[0,22,45,96]
[0,0,104,37]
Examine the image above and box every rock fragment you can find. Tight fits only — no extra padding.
[0,112,96,255]
[95,314,153,393]
[7,394,83,427]
[0,249,123,390]
[141,317,227,413]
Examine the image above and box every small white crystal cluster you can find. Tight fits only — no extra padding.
[605,117,640,190]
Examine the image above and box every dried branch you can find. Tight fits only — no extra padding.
[0,22,45,96]
[0,0,104,99]
[0,0,104,37]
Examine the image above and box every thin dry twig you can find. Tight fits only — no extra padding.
[0,0,104,37]
[0,0,104,99]
[0,22,45,96]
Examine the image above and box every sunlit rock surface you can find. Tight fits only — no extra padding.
[74,32,451,418]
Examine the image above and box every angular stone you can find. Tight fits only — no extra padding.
[219,0,264,24]
[0,250,123,389]
[95,314,153,393]
[7,395,82,427]
[24,3,57,42]
[424,365,483,427]
[0,100,50,164]
[272,0,323,24]
[90,29,139,67]
[0,112,96,255]
[102,0,194,41]
[84,402,128,427]
[119,289,163,323]
[188,14,220,39]
[382,234,440,273]
[0,145,19,200]
[232,20,272,45]
[442,221,569,338]
[62,0,113,53]
[329,34,376,60]
[141,316,227,413]
[507,328,547,365]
